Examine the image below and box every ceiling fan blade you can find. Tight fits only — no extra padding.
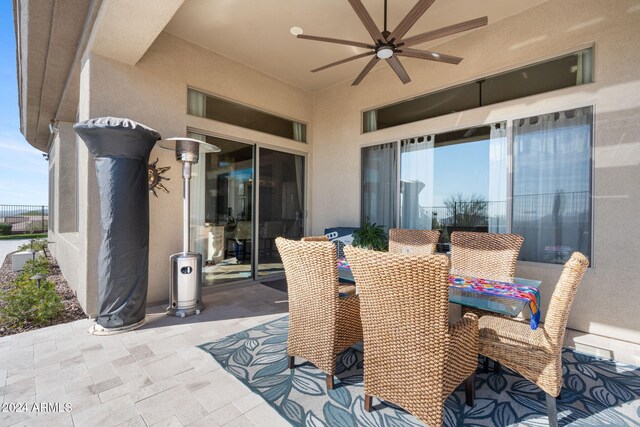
[352,56,380,86]
[385,56,411,84]
[396,48,462,64]
[399,16,489,48]
[311,52,375,73]
[388,0,436,43]
[347,0,385,43]
[297,34,373,49]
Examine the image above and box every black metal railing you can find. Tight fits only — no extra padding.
[416,191,590,243]
[418,201,506,232]
[0,205,49,234]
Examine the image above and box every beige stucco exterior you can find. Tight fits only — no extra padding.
[71,32,314,313]
[311,0,640,345]
[15,0,640,357]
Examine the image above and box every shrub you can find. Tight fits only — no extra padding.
[1,256,63,327]
[2,277,64,327]
[352,220,388,251]
[18,239,48,253]
[0,223,12,235]
[22,256,50,276]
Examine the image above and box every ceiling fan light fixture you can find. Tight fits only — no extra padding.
[376,46,393,59]
[290,26,303,36]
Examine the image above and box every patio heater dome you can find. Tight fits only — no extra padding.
[157,137,220,317]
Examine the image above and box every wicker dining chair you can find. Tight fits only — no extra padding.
[450,231,524,323]
[450,231,523,282]
[301,235,329,242]
[478,252,589,427]
[275,237,363,389]
[388,228,441,255]
[302,235,356,296]
[344,246,478,426]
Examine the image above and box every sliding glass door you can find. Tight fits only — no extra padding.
[257,148,305,277]
[188,133,305,284]
[189,133,254,286]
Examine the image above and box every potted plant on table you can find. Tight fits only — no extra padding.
[352,220,388,251]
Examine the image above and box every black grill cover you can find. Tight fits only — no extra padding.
[74,117,161,328]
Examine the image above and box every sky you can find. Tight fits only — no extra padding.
[0,1,48,206]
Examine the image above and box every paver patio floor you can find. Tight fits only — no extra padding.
[0,281,290,426]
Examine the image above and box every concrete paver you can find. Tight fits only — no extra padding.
[0,281,289,426]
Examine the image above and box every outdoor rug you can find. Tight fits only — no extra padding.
[198,316,640,426]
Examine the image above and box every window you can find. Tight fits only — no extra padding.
[364,48,593,132]
[360,107,593,264]
[399,123,507,238]
[58,131,78,233]
[187,88,307,142]
[48,143,55,232]
[512,107,592,264]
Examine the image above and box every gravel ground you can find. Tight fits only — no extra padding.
[0,250,87,337]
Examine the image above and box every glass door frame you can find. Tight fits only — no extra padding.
[253,144,308,280]
[187,127,309,284]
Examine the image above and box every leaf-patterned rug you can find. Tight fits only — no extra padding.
[198,316,640,426]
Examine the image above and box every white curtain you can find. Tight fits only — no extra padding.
[512,107,592,263]
[362,142,396,229]
[187,89,206,117]
[400,135,434,229]
[293,122,306,142]
[363,110,377,133]
[187,132,208,259]
[488,122,507,233]
[576,48,593,85]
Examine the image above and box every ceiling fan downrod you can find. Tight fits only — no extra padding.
[378,0,393,57]
[383,0,388,37]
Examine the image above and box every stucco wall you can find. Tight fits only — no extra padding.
[311,0,640,344]
[48,121,88,311]
[74,32,312,311]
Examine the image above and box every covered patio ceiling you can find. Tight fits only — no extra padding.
[16,0,552,151]
[164,0,550,92]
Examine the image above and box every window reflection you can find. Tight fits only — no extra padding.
[399,123,507,251]
[188,133,255,285]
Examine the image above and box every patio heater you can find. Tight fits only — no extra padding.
[74,117,161,335]
[158,138,220,317]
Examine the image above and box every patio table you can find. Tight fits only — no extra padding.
[337,258,542,323]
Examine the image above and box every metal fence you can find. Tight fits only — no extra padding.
[0,205,49,234]
[416,191,590,242]
[419,201,506,230]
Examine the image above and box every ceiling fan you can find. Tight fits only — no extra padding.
[297,0,488,85]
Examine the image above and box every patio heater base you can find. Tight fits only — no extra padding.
[166,305,205,318]
[88,318,147,336]
[166,251,205,317]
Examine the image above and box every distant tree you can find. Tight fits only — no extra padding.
[444,193,488,227]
